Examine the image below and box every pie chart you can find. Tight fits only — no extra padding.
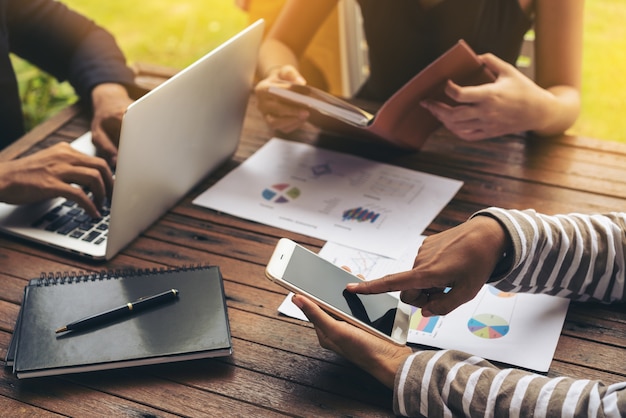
[262,183,301,203]
[467,313,510,339]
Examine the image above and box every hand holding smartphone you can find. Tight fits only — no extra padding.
[265,238,410,346]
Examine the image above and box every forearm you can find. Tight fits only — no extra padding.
[256,0,337,80]
[394,349,626,417]
[257,38,301,79]
[531,0,583,137]
[530,85,580,137]
[8,0,134,101]
[67,28,135,100]
[474,208,626,303]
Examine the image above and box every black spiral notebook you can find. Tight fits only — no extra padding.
[6,265,232,379]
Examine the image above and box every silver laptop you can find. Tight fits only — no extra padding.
[0,19,264,261]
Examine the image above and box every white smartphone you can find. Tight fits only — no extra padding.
[265,238,410,346]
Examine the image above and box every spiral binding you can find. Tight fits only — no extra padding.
[36,264,211,286]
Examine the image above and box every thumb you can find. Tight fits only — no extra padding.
[479,53,514,77]
[292,294,328,325]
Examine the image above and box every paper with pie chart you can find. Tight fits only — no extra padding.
[407,284,569,372]
[193,138,462,257]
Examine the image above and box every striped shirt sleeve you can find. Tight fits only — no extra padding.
[392,209,626,416]
[474,208,626,303]
[394,349,626,417]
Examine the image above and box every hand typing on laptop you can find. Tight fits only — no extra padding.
[0,142,113,218]
[90,83,134,167]
[0,20,264,260]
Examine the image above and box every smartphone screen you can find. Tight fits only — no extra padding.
[277,243,408,343]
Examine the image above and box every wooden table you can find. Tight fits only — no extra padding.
[1,81,625,416]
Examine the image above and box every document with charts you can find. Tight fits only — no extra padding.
[278,241,569,372]
[193,138,462,258]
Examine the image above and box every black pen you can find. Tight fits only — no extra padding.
[55,289,179,333]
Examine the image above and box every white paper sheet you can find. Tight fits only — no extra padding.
[193,138,462,258]
[278,241,569,372]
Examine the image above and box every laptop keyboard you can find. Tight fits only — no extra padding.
[32,198,110,245]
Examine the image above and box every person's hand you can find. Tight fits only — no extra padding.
[255,65,310,133]
[90,83,133,167]
[0,142,113,218]
[292,294,412,389]
[420,53,551,141]
[347,215,511,316]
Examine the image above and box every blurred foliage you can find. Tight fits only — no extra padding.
[12,55,77,131]
[61,0,248,69]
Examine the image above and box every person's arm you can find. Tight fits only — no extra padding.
[395,348,626,417]
[89,83,132,167]
[420,0,583,141]
[256,0,337,80]
[8,0,134,100]
[530,0,584,136]
[7,0,134,164]
[255,0,337,133]
[68,19,134,166]
[474,208,626,303]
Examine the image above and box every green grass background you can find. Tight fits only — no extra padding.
[14,0,626,143]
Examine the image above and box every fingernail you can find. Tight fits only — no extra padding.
[345,283,358,290]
